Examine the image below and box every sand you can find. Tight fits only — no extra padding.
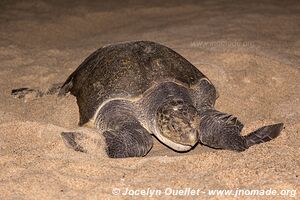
[0,0,299,199]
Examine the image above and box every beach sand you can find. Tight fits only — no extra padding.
[0,0,299,199]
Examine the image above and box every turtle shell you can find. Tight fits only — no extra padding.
[60,41,207,125]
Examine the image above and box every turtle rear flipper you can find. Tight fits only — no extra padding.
[12,83,64,100]
[245,123,284,148]
[58,76,74,96]
[46,82,64,95]
[11,88,43,99]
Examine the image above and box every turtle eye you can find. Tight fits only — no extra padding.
[175,99,184,105]
[169,122,181,133]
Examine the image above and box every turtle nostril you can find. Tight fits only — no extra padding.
[181,133,189,140]
[180,129,198,146]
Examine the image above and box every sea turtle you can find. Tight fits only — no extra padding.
[12,41,284,158]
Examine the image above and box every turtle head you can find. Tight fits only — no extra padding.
[155,99,200,151]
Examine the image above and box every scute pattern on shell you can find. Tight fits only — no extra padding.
[60,41,206,125]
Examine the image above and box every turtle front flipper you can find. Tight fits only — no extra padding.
[103,126,153,158]
[245,123,284,148]
[61,128,104,156]
[199,110,284,151]
[61,132,88,153]
[198,110,247,151]
[97,100,153,158]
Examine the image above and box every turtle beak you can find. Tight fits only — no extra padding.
[180,129,199,146]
